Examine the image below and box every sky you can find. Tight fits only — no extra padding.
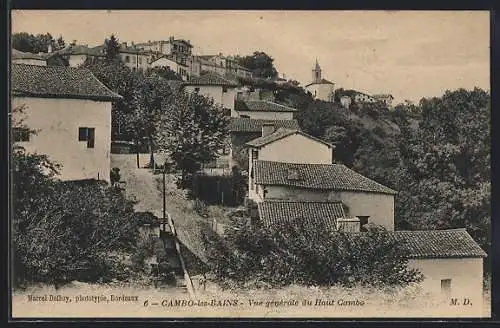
[11,10,490,104]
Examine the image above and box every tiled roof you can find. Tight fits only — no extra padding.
[229,118,301,133]
[254,160,397,195]
[11,64,122,101]
[246,128,333,149]
[305,78,335,87]
[183,72,238,87]
[390,229,487,259]
[52,44,105,57]
[11,49,46,60]
[237,100,298,112]
[258,200,346,231]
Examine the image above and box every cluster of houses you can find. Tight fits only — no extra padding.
[305,60,394,109]
[12,36,253,82]
[10,39,486,308]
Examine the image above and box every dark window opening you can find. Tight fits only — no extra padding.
[13,127,30,142]
[125,55,130,63]
[358,216,370,231]
[240,115,250,118]
[222,87,228,93]
[79,127,95,148]
[194,87,200,92]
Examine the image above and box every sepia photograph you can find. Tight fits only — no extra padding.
[9,10,491,319]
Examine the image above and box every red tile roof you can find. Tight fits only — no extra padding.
[258,200,346,231]
[246,128,333,149]
[11,49,46,61]
[229,118,301,133]
[390,229,487,259]
[254,160,397,195]
[237,100,298,112]
[183,72,238,87]
[305,78,335,87]
[11,64,122,101]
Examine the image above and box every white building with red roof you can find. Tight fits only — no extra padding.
[11,64,122,182]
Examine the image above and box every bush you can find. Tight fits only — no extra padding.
[12,148,142,287]
[202,217,423,289]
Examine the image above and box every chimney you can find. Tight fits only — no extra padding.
[336,217,360,232]
[261,123,275,137]
[48,44,52,53]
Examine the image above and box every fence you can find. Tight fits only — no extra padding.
[191,173,246,206]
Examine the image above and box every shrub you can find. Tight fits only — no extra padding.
[202,217,423,289]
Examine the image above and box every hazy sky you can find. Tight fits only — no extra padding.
[12,10,490,103]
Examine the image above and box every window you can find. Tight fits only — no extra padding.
[240,115,250,118]
[13,127,30,142]
[263,187,268,198]
[194,87,200,92]
[222,87,228,93]
[358,216,370,231]
[441,279,452,295]
[78,127,95,148]
[125,55,130,63]
[138,57,142,65]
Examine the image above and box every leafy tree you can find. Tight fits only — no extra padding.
[235,51,278,79]
[155,91,229,188]
[104,34,121,61]
[12,32,65,53]
[395,88,490,254]
[147,66,183,81]
[202,217,423,289]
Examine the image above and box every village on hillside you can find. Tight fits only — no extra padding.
[11,29,490,318]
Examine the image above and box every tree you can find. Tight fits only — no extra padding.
[235,51,278,79]
[155,91,229,189]
[395,88,490,255]
[104,34,121,61]
[12,32,65,53]
[202,216,423,289]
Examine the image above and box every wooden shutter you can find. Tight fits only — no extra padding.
[87,128,95,148]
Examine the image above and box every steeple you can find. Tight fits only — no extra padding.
[312,59,321,83]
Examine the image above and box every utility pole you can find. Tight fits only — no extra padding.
[162,163,166,232]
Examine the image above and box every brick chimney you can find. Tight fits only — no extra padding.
[261,123,275,137]
[336,217,360,232]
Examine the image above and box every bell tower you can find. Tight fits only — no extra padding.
[312,59,321,83]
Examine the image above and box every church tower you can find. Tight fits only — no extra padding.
[312,59,322,83]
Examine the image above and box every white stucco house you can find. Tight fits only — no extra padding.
[11,63,122,182]
[182,72,238,112]
[305,60,335,102]
[373,93,395,108]
[150,55,190,81]
[11,49,47,66]
[232,100,297,120]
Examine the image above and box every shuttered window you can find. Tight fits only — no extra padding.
[78,127,95,148]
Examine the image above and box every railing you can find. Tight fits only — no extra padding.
[166,213,195,297]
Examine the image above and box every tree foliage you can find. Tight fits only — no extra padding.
[104,34,121,61]
[234,51,278,79]
[12,32,65,53]
[395,88,490,253]
[202,217,423,289]
[155,91,229,187]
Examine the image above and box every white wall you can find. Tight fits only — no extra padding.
[306,83,335,102]
[12,58,47,66]
[409,258,484,311]
[235,110,293,120]
[12,97,112,182]
[258,186,394,230]
[68,54,87,67]
[259,133,333,164]
[184,85,235,110]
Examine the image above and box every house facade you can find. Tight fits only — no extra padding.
[150,56,190,80]
[182,72,238,111]
[373,94,394,108]
[305,61,335,102]
[136,37,193,58]
[232,100,296,120]
[11,64,122,182]
[11,49,47,66]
